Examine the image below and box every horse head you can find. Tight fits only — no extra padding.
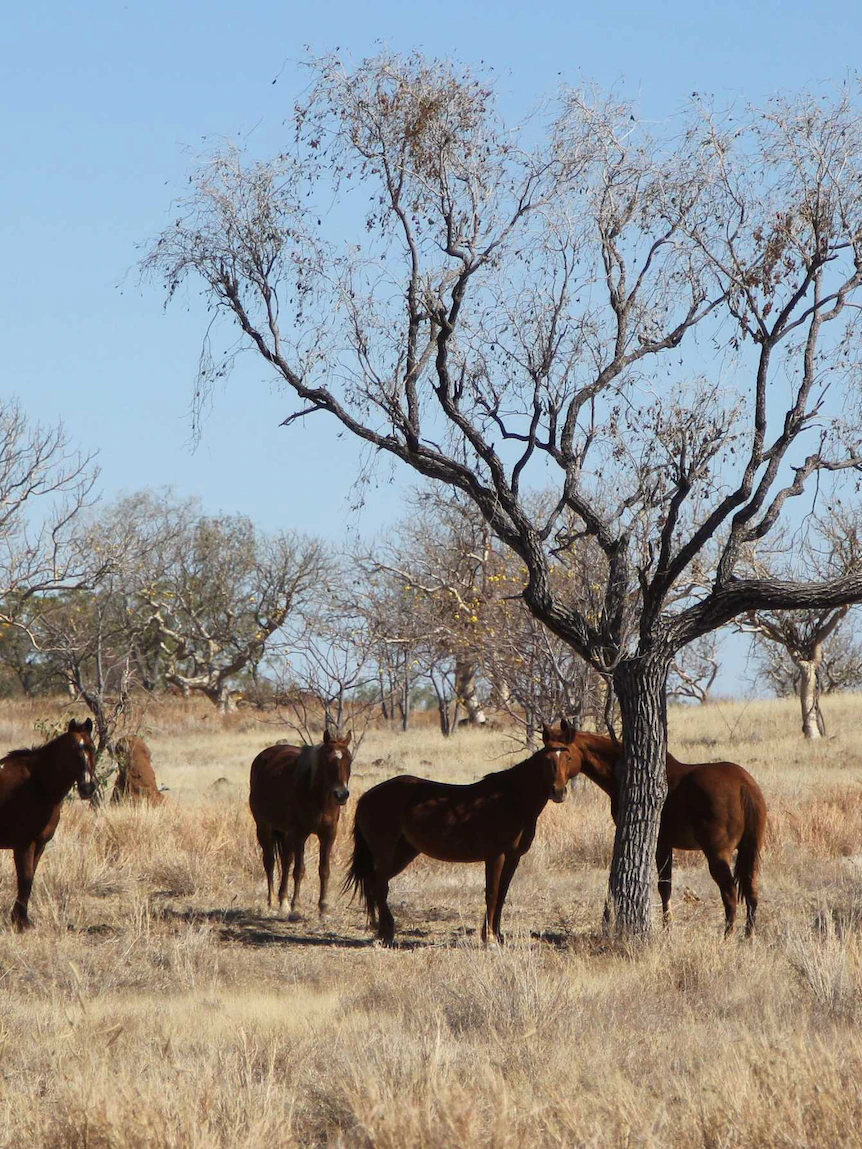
[321,728,352,805]
[541,716,583,802]
[66,718,97,800]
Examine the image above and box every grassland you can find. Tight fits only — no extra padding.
[2,693,862,1147]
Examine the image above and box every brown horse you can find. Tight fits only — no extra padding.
[0,718,97,930]
[548,720,767,936]
[344,729,578,946]
[249,730,352,920]
[111,736,163,805]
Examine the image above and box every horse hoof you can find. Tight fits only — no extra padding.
[287,911,303,923]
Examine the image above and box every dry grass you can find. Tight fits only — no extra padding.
[2,694,862,1146]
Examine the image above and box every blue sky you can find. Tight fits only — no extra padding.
[4,0,860,694]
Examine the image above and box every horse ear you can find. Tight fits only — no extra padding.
[541,724,552,745]
[323,729,332,744]
[83,718,93,734]
[344,730,352,746]
[67,719,78,733]
[561,717,572,735]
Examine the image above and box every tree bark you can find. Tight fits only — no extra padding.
[607,652,672,937]
[213,683,238,713]
[454,658,486,725]
[799,650,825,739]
[399,660,411,732]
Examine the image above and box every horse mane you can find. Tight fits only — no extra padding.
[480,744,553,783]
[575,730,619,756]
[1,747,39,765]
[293,743,323,789]
[1,725,81,768]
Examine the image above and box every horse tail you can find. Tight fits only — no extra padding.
[271,828,285,881]
[734,782,767,910]
[343,814,375,923]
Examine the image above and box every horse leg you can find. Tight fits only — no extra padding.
[372,872,396,946]
[317,829,333,917]
[706,853,738,937]
[482,855,506,944]
[274,834,292,913]
[371,840,418,946]
[288,837,307,922]
[11,843,39,931]
[656,838,673,928]
[743,878,759,938]
[256,825,276,909]
[741,857,760,938]
[490,853,522,944]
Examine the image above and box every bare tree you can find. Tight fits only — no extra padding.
[347,565,426,730]
[756,619,862,700]
[668,635,721,705]
[17,495,167,759]
[145,55,862,935]
[126,492,328,711]
[482,604,605,742]
[743,608,855,736]
[270,563,379,741]
[36,589,138,759]
[739,513,862,737]
[0,399,100,611]
[368,492,500,727]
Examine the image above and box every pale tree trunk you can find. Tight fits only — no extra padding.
[799,645,826,739]
[213,683,238,714]
[399,660,411,732]
[378,672,390,721]
[607,652,672,937]
[494,679,512,706]
[454,658,486,725]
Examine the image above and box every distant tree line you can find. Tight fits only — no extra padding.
[2,402,860,757]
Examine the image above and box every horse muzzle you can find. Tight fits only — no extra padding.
[551,786,568,804]
[78,780,96,801]
[334,787,350,806]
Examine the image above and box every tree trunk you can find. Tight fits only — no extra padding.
[799,652,825,739]
[399,662,410,732]
[431,675,452,736]
[378,672,390,721]
[454,658,486,725]
[608,652,672,938]
[494,678,512,706]
[214,683,238,713]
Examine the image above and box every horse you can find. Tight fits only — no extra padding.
[111,736,163,805]
[546,719,767,936]
[249,729,352,920]
[344,728,578,947]
[0,718,97,930]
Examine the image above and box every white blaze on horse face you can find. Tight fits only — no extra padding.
[550,747,570,799]
[74,735,94,785]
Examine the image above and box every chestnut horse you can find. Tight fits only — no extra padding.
[344,729,578,946]
[111,736,163,805]
[0,718,97,930]
[249,730,352,920]
[548,720,767,936]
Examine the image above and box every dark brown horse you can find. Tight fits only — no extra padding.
[344,729,578,946]
[249,730,352,920]
[111,736,163,805]
[0,718,97,930]
[548,720,767,936]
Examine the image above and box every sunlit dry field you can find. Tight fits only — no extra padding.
[2,694,862,1147]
